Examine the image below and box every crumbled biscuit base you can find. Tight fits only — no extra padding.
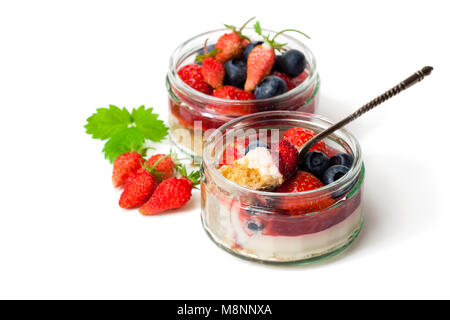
[220,158,281,190]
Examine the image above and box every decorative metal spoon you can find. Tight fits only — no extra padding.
[297,66,434,163]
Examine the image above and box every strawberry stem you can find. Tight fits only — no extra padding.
[272,29,310,40]
[238,16,256,32]
[195,38,221,63]
[254,21,310,51]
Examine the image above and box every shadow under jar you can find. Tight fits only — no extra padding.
[167,28,320,162]
[201,111,364,265]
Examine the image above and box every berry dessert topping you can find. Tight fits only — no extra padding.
[329,153,354,168]
[276,171,335,215]
[322,165,350,185]
[282,127,328,154]
[195,40,225,89]
[219,138,249,167]
[254,75,287,99]
[139,166,200,215]
[220,146,283,191]
[177,64,213,95]
[243,41,263,62]
[272,139,299,180]
[299,151,330,178]
[271,71,296,91]
[209,86,255,115]
[214,17,255,63]
[195,43,216,64]
[220,139,298,190]
[244,21,309,91]
[224,59,247,88]
[112,151,144,188]
[245,139,270,155]
[276,49,307,77]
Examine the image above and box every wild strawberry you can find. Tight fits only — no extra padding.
[272,71,295,90]
[195,40,225,89]
[276,171,335,215]
[145,154,176,181]
[119,168,158,209]
[214,17,254,63]
[139,167,200,215]
[209,86,255,116]
[201,57,225,88]
[272,139,299,179]
[177,64,213,95]
[245,43,276,91]
[244,21,309,91]
[112,152,144,188]
[282,127,328,154]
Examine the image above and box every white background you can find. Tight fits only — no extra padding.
[0,0,449,299]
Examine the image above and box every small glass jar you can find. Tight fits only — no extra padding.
[201,111,364,264]
[167,28,320,161]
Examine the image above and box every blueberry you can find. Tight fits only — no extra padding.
[300,151,330,178]
[243,41,263,62]
[322,165,350,185]
[278,49,306,77]
[272,54,283,72]
[224,59,247,88]
[329,153,354,168]
[246,219,265,232]
[245,140,270,155]
[194,43,216,65]
[254,76,287,99]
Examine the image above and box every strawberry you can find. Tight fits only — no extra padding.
[291,71,308,87]
[145,154,176,181]
[282,127,328,154]
[119,168,158,209]
[139,167,200,215]
[195,40,225,89]
[244,21,309,91]
[112,152,144,188]
[177,64,213,95]
[218,138,249,167]
[209,86,255,115]
[245,43,276,91]
[276,171,335,215]
[272,139,299,179]
[201,57,225,89]
[272,71,295,90]
[214,17,254,63]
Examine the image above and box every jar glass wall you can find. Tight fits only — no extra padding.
[167,28,320,161]
[201,111,364,264]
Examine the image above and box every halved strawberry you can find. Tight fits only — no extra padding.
[282,127,328,154]
[208,86,255,116]
[276,171,335,215]
[177,64,213,95]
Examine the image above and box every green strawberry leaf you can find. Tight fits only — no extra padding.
[102,127,145,163]
[85,105,132,140]
[131,105,168,142]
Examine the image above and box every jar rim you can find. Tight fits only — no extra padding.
[167,27,318,107]
[202,111,363,199]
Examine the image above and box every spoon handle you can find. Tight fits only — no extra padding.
[297,66,434,161]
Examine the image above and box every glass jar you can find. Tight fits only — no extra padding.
[167,28,320,162]
[201,111,364,264]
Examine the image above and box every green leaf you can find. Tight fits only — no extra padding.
[254,21,262,35]
[85,105,132,140]
[102,127,145,163]
[132,105,168,142]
